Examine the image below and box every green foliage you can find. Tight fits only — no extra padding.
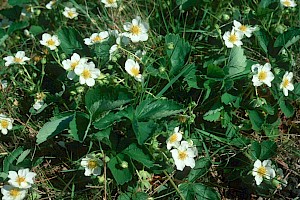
[69,112,90,142]
[57,27,85,55]
[165,34,191,76]
[188,157,211,182]
[3,147,24,172]
[224,46,247,77]
[108,154,132,185]
[254,29,270,54]
[248,110,264,131]
[122,143,154,168]
[8,0,32,6]
[0,6,22,20]
[7,21,29,35]
[279,98,294,118]
[274,28,300,51]
[179,183,221,200]
[36,112,74,144]
[250,141,277,160]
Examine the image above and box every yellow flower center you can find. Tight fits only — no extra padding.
[82,69,91,79]
[130,25,141,35]
[282,78,290,88]
[108,0,115,3]
[16,176,26,185]
[92,36,102,43]
[130,67,140,77]
[169,134,178,143]
[257,166,267,177]
[239,25,247,32]
[1,119,9,128]
[71,61,79,70]
[9,188,20,197]
[283,0,291,6]
[88,160,97,169]
[14,57,22,63]
[68,11,74,18]
[228,34,237,43]
[36,92,46,100]
[178,150,188,161]
[47,39,55,46]
[258,71,267,81]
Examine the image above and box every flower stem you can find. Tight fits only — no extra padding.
[163,170,185,200]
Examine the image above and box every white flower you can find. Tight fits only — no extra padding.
[62,53,88,80]
[125,59,143,82]
[280,0,297,7]
[80,154,103,176]
[40,33,60,50]
[1,185,27,200]
[0,114,13,135]
[8,168,37,189]
[252,63,274,87]
[166,127,183,150]
[0,18,12,29]
[123,16,149,43]
[46,0,56,9]
[74,61,100,87]
[223,29,243,48]
[33,100,44,110]
[3,51,30,67]
[84,32,109,46]
[233,20,256,38]
[170,141,197,171]
[280,71,294,96]
[101,0,118,8]
[252,159,276,185]
[62,7,78,19]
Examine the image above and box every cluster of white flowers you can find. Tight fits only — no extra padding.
[223,20,256,48]
[80,154,103,176]
[166,127,197,171]
[3,51,30,67]
[280,0,297,7]
[62,53,101,87]
[1,168,37,200]
[251,63,294,96]
[0,114,13,135]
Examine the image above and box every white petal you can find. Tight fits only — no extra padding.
[255,176,263,185]
[86,78,95,87]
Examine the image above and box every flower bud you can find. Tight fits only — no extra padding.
[120,161,128,169]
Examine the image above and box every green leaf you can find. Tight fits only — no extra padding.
[7,21,29,35]
[3,147,24,172]
[263,118,280,139]
[193,183,221,200]
[132,192,148,200]
[135,98,183,120]
[132,120,157,145]
[221,93,238,105]
[259,140,277,160]
[122,143,154,168]
[108,154,132,185]
[203,107,223,122]
[8,0,32,6]
[16,149,31,165]
[117,193,131,200]
[0,6,22,20]
[29,25,44,36]
[69,112,90,142]
[279,99,294,118]
[248,110,264,131]
[274,28,300,50]
[85,85,132,120]
[57,27,84,55]
[165,34,191,76]
[206,64,225,79]
[176,0,198,10]
[188,158,211,182]
[294,83,300,95]
[258,0,277,8]
[250,141,261,160]
[91,128,111,148]
[224,46,247,77]
[36,113,74,144]
[179,183,194,200]
[94,39,113,65]
[254,29,269,54]
[183,64,200,89]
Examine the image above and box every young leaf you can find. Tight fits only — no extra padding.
[248,110,264,131]
[16,149,31,165]
[3,147,24,172]
[274,28,300,50]
[69,112,90,142]
[85,85,132,120]
[165,34,191,76]
[279,99,294,118]
[91,128,112,148]
[132,119,157,145]
[57,27,85,55]
[135,98,183,120]
[224,46,247,77]
[203,107,223,122]
[122,143,154,168]
[36,113,74,144]
[107,154,132,185]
